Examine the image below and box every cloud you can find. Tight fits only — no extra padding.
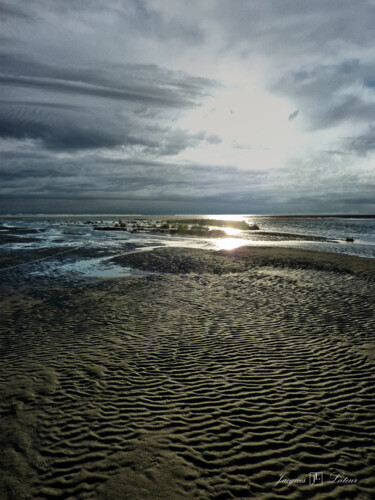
[0,98,221,154]
[0,53,215,108]
[273,59,375,130]
[345,126,375,156]
[23,0,205,45]
[214,1,375,65]
[0,3,33,20]
[0,148,269,205]
[1,0,375,213]
[0,50,217,152]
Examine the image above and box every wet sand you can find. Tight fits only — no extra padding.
[1,246,375,499]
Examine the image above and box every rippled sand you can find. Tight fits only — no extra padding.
[1,247,375,499]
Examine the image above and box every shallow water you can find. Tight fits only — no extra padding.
[28,256,135,279]
[1,215,375,278]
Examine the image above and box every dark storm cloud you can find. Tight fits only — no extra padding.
[0,99,217,153]
[0,53,214,108]
[0,113,128,150]
[0,99,81,111]
[0,150,269,205]
[0,50,216,152]
[0,98,153,151]
[0,73,191,107]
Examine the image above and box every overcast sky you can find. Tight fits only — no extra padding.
[1,0,375,214]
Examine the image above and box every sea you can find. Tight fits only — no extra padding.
[1,215,375,280]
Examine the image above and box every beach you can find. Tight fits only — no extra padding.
[1,246,375,499]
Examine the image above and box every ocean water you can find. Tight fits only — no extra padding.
[1,215,375,279]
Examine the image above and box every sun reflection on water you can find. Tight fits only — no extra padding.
[214,238,248,251]
[223,227,242,236]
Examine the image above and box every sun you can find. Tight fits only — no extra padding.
[176,83,304,171]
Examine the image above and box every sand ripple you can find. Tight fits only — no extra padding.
[1,252,375,499]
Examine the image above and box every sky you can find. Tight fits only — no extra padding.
[1,0,375,214]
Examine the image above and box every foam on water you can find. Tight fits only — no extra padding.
[28,257,135,279]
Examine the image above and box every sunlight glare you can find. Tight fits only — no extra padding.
[214,238,247,251]
[177,84,304,170]
[222,227,242,236]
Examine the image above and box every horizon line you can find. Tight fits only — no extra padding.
[1,213,375,218]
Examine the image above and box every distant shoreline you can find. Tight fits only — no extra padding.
[1,213,375,219]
